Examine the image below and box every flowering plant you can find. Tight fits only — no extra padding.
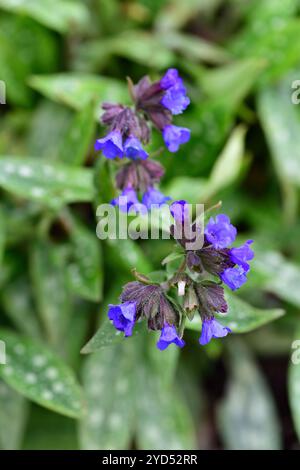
[1,0,299,452]
[92,70,254,350]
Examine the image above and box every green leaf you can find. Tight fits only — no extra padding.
[0,380,28,450]
[81,320,142,354]
[4,201,42,245]
[201,59,264,109]
[59,103,96,166]
[79,343,135,450]
[0,27,31,106]
[0,15,57,106]
[218,340,281,449]
[23,405,78,450]
[80,332,195,450]
[64,305,91,370]
[0,0,90,33]
[229,4,300,84]
[186,292,284,334]
[2,276,42,339]
[106,238,153,274]
[288,330,300,441]
[204,125,247,200]
[164,176,207,203]
[135,378,195,450]
[160,31,230,64]
[93,157,115,208]
[28,101,73,161]
[135,333,195,450]
[258,77,300,187]
[155,0,222,32]
[253,249,300,308]
[162,251,184,266]
[0,157,94,209]
[90,32,175,69]
[165,125,247,202]
[0,205,6,265]
[29,74,127,112]
[30,241,71,346]
[0,329,84,419]
[242,0,298,21]
[66,215,103,302]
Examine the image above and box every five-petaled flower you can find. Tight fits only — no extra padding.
[199,317,231,345]
[160,69,190,115]
[163,125,190,152]
[108,302,136,337]
[95,130,123,159]
[205,214,237,249]
[157,324,185,351]
[124,136,149,160]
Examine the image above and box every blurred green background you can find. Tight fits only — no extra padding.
[1,0,300,450]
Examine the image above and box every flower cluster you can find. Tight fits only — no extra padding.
[95,69,254,351]
[94,69,191,212]
[106,201,254,351]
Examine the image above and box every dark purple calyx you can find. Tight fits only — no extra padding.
[116,159,164,193]
[133,76,173,131]
[184,282,228,320]
[195,246,234,276]
[102,105,150,144]
[120,281,179,330]
[101,103,125,126]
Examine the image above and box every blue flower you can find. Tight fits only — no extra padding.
[160,69,190,115]
[163,125,190,152]
[230,240,254,273]
[160,68,183,89]
[124,136,148,160]
[157,324,185,350]
[199,317,231,345]
[142,187,171,210]
[220,266,248,291]
[170,200,189,223]
[161,87,190,115]
[95,130,123,159]
[205,214,237,249]
[111,187,143,213]
[108,301,136,337]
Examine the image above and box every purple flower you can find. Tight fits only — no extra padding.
[95,130,123,159]
[170,200,189,223]
[230,240,254,273]
[160,69,190,115]
[199,317,231,345]
[163,125,190,152]
[160,69,183,89]
[124,136,148,160]
[108,301,136,337]
[205,214,237,249]
[157,324,185,350]
[220,266,248,291]
[142,187,171,210]
[111,187,143,213]
[161,87,190,115]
